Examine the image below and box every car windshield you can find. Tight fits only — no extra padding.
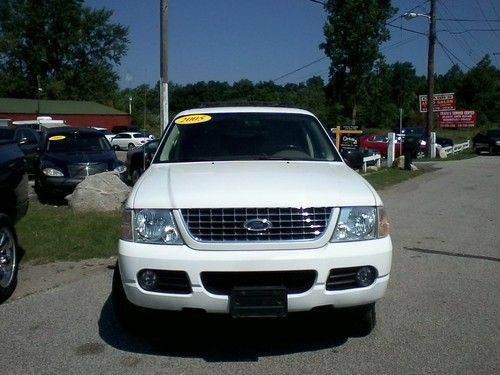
[45,133,112,152]
[0,128,15,140]
[487,130,500,137]
[155,112,341,163]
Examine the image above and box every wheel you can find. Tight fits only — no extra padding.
[128,143,135,150]
[112,263,147,333]
[131,168,143,185]
[415,150,426,159]
[489,145,496,156]
[343,303,376,337]
[0,215,18,303]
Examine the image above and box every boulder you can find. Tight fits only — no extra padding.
[366,165,379,172]
[66,172,131,212]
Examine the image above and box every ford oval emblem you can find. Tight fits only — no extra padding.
[243,218,273,232]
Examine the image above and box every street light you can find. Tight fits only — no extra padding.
[403,0,437,158]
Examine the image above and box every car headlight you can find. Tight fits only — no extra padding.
[42,168,64,177]
[114,164,127,174]
[121,209,183,244]
[331,207,390,242]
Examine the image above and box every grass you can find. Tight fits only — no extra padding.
[16,200,121,264]
[362,166,430,190]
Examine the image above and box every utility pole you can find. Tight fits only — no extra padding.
[160,0,169,133]
[426,0,436,158]
[36,75,42,116]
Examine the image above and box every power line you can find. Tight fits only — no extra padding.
[437,18,500,22]
[385,22,428,36]
[440,28,500,34]
[307,0,325,6]
[271,56,328,82]
[437,40,471,70]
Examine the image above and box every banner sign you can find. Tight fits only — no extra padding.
[439,110,477,128]
[419,93,456,112]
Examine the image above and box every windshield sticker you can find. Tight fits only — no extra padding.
[48,135,66,141]
[175,115,212,125]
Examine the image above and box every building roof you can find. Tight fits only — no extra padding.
[0,98,127,116]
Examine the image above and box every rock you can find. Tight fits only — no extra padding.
[410,164,419,171]
[366,166,379,172]
[66,172,131,211]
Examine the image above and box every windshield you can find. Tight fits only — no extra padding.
[46,133,112,152]
[0,128,15,140]
[155,112,341,163]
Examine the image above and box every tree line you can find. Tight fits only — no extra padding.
[1,0,499,134]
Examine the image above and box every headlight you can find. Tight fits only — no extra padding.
[121,209,183,244]
[114,164,127,173]
[331,207,389,242]
[42,168,64,177]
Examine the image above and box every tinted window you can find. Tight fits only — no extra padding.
[0,128,15,140]
[46,133,111,152]
[156,112,341,163]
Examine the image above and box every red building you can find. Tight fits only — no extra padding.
[0,98,131,131]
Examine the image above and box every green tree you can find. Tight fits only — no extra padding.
[321,0,395,125]
[457,56,500,125]
[0,0,128,101]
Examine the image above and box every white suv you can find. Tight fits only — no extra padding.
[114,107,392,335]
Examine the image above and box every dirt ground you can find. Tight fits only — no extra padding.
[11,257,117,301]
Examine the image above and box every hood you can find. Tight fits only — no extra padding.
[128,161,382,209]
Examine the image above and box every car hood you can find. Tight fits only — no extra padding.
[128,161,382,209]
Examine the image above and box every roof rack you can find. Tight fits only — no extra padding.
[197,101,295,108]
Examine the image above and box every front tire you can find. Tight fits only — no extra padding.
[0,215,18,303]
[343,303,377,337]
[112,263,148,333]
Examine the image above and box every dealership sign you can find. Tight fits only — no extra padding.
[419,93,456,112]
[439,110,477,128]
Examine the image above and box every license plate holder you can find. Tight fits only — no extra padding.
[229,286,288,318]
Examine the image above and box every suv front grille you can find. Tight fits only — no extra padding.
[180,207,332,242]
[68,163,108,178]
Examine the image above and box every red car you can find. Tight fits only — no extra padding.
[360,134,403,157]
[360,134,426,158]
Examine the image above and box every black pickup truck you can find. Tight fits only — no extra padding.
[0,141,29,303]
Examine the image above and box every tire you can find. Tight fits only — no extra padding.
[343,303,376,337]
[113,145,120,151]
[489,145,496,156]
[112,263,147,333]
[128,143,135,150]
[415,150,426,159]
[131,168,143,185]
[0,215,18,303]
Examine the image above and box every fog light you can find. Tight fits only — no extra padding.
[138,270,158,291]
[355,267,376,287]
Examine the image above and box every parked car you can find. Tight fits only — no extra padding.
[0,141,29,303]
[399,127,454,148]
[91,127,116,143]
[126,138,160,184]
[472,129,500,155]
[34,127,127,202]
[113,106,392,336]
[361,134,404,158]
[111,132,155,151]
[0,127,41,175]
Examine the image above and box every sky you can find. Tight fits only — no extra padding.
[84,0,500,88]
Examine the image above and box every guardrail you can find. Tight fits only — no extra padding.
[362,153,381,172]
[441,140,470,156]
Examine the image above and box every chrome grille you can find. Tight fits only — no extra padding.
[68,163,108,178]
[180,207,332,242]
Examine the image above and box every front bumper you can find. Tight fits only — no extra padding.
[118,236,392,313]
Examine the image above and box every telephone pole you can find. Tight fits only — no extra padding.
[426,0,436,158]
[160,0,169,133]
